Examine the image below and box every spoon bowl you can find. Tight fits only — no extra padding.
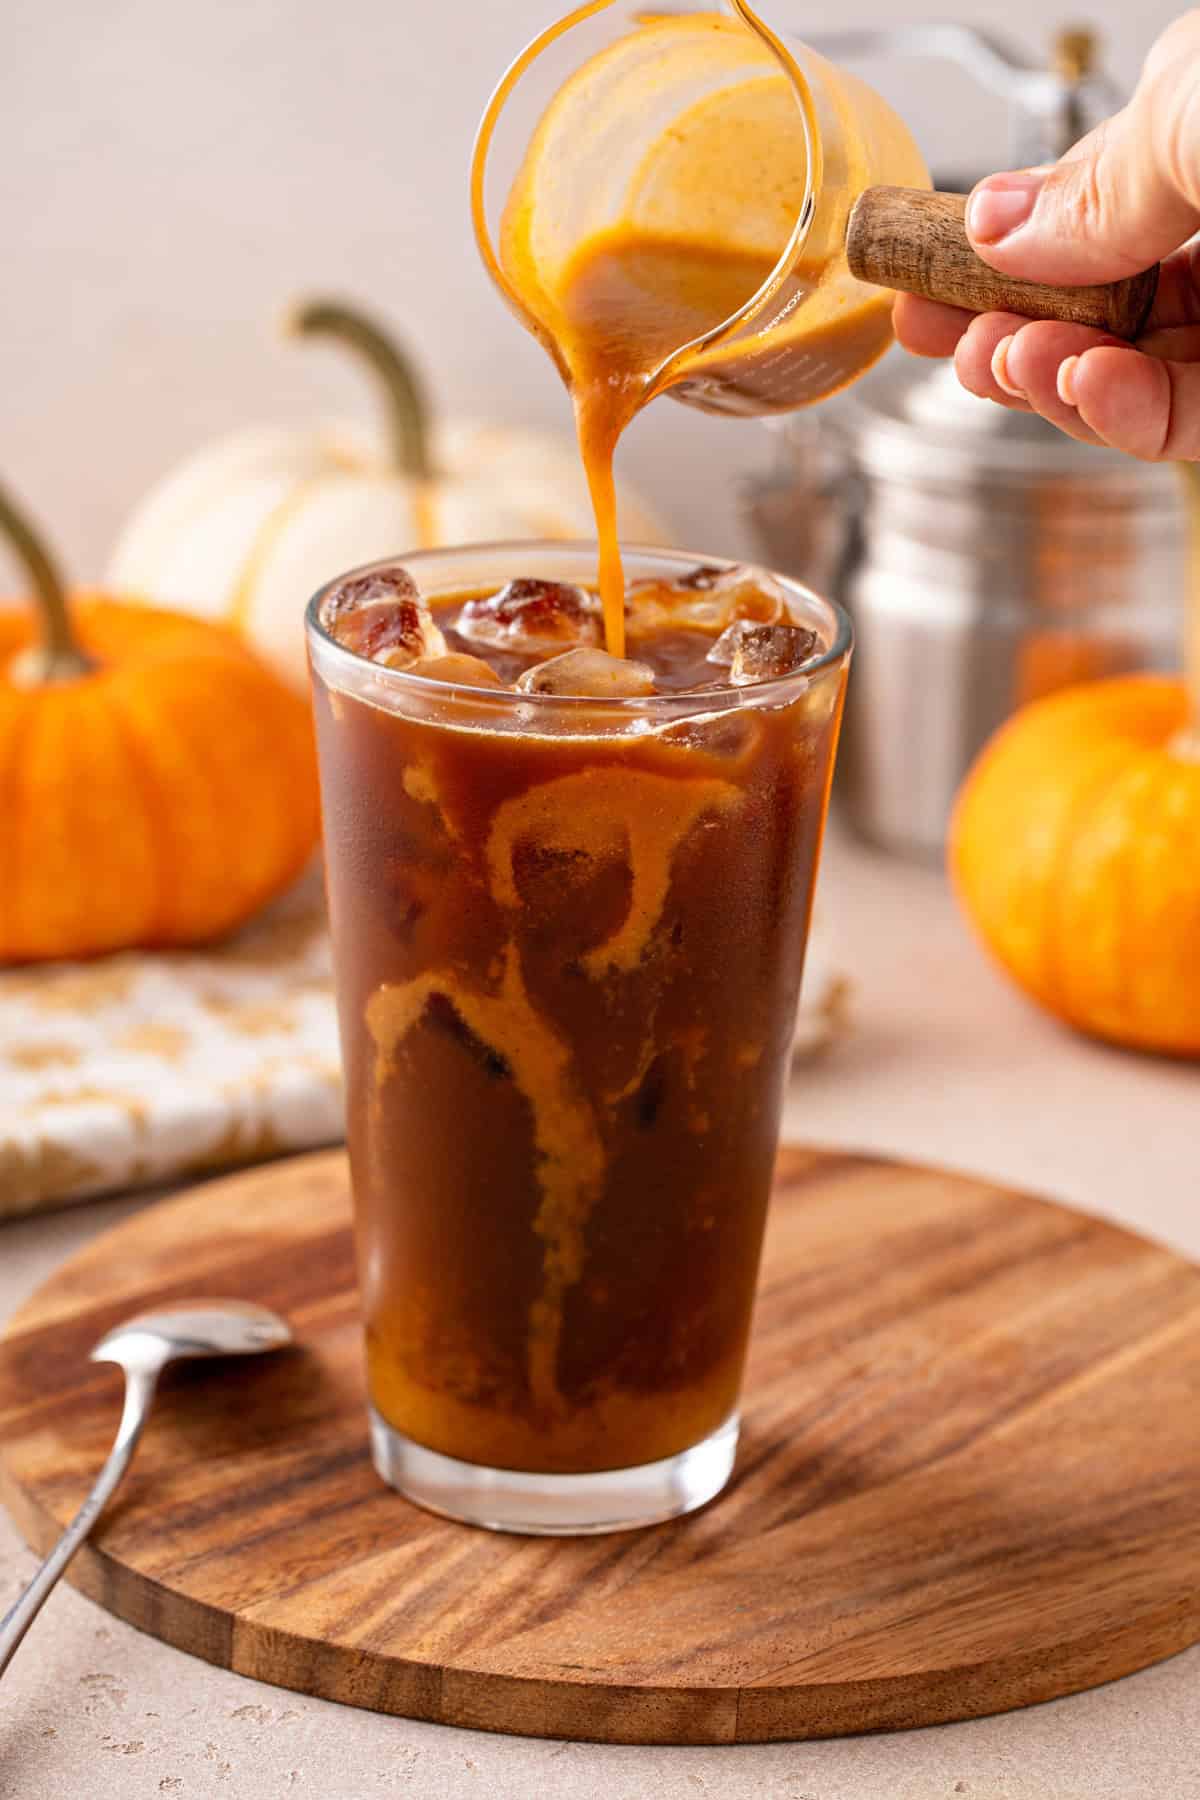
[1,1296,292,1677]
[91,1300,293,1373]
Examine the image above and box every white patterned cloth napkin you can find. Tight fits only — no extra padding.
[0,872,848,1221]
[0,870,342,1220]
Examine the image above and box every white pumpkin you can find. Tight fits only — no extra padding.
[107,301,671,690]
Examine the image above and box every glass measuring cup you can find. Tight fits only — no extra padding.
[471,0,932,419]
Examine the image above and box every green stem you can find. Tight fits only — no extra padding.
[0,481,94,684]
[286,298,433,481]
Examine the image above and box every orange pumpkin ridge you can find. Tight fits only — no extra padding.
[0,481,321,965]
[950,675,1200,1059]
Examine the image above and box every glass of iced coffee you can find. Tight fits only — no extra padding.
[307,542,849,1534]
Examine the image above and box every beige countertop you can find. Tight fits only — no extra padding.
[1,826,1197,1800]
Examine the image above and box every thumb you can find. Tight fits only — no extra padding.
[965,10,1200,285]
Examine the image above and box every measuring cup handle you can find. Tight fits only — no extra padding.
[847,187,1159,340]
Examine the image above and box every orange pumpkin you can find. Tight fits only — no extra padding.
[0,481,320,962]
[951,674,1200,1057]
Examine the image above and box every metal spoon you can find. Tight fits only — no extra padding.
[0,1299,292,1677]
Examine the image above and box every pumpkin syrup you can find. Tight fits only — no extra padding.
[526,234,785,657]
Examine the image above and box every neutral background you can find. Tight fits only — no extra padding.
[2,0,1186,589]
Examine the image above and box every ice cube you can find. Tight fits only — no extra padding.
[677,564,727,590]
[456,578,602,650]
[629,565,789,634]
[366,604,447,667]
[408,652,504,688]
[322,565,446,666]
[707,617,815,670]
[728,623,818,685]
[707,618,760,668]
[516,647,657,698]
[324,564,419,621]
[658,707,763,762]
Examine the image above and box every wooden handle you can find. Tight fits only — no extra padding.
[847,187,1159,340]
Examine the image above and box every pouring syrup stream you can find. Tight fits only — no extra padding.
[470,0,819,658]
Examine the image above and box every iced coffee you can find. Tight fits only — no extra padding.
[308,544,849,1532]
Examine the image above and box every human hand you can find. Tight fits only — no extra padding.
[894,11,1200,459]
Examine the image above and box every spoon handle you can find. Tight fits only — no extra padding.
[847,186,1159,340]
[0,1364,159,1677]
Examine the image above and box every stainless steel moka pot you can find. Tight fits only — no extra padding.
[746,24,1187,860]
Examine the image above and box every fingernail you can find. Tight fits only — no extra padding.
[991,335,1023,397]
[967,170,1048,245]
[1057,355,1080,406]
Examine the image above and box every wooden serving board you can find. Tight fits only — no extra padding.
[2,1148,1199,1745]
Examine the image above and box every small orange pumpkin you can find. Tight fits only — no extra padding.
[950,675,1200,1057]
[0,481,320,963]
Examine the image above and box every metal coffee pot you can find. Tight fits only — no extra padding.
[745,23,1187,860]
[749,363,1185,858]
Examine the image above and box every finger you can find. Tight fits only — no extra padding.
[949,316,1101,446]
[952,312,1039,406]
[892,293,975,358]
[983,322,1110,446]
[894,244,1200,360]
[1057,345,1200,460]
[894,254,1200,369]
[906,309,1107,447]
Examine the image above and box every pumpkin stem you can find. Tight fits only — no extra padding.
[285,299,433,482]
[0,481,94,684]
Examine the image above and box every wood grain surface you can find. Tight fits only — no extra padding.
[1,1147,1198,1745]
[847,187,1160,339]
